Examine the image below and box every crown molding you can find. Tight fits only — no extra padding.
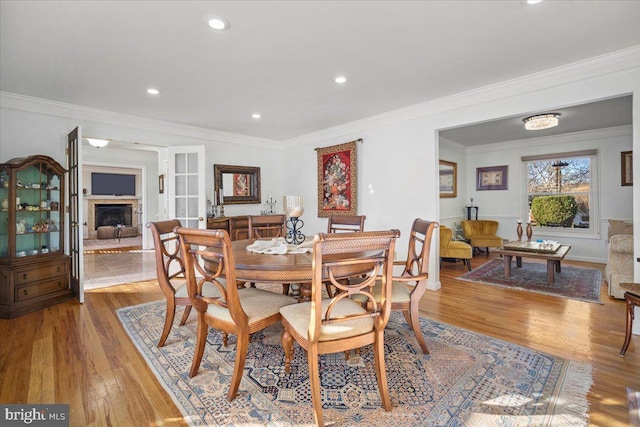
[439,138,467,153]
[466,124,632,154]
[0,91,283,149]
[282,45,640,147]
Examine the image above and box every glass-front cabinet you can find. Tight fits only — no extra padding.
[0,155,72,318]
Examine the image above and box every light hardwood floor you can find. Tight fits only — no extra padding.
[1,253,638,426]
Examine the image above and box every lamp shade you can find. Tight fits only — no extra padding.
[283,195,304,218]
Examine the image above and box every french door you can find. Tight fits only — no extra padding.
[167,146,206,229]
[67,127,84,302]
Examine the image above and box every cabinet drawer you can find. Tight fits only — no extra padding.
[16,264,68,285]
[16,279,67,302]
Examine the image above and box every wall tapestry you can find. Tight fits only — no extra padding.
[316,140,358,217]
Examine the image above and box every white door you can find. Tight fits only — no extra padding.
[67,127,84,302]
[167,146,206,229]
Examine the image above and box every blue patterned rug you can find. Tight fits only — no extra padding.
[117,300,592,426]
[458,259,602,304]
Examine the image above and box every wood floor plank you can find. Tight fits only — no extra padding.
[0,255,637,426]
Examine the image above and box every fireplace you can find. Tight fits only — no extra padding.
[95,204,133,229]
[86,197,139,239]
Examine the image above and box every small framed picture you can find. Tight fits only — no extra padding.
[621,151,632,186]
[476,165,508,191]
[159,174,165,194]
[439,160,457,198]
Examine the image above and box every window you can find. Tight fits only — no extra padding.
[523,150,597,233]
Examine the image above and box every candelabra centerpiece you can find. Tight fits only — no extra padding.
[261,194,277,215]
[283,195,305,244]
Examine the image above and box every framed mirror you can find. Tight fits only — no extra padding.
[439,160,457,198]
[214,164,261,205]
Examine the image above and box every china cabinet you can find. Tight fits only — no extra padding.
[0,155,71,318]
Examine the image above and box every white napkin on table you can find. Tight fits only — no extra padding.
[245,237,313,254]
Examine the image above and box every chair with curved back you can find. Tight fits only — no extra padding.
[461,219,503,256]
[247,214,286,239]
[175,227,297,401]
[440,225,472,271]
[324,214,367,297]
[279,230,399,427]
[327,214,366,233]
[352,218,438,354]
[147,219,205,347]
[247,214,289,293]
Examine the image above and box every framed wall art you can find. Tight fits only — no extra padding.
[316,140,358,217]
[214,164,261,204]
[439,160,457,198]
[621,150,633,186]
[476,165,508,191]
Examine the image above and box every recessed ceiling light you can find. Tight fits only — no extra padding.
[252,113,261,119]
[146,88,160,95]
[526,0,543,4]
[206,15,230,31]
[334,76,347,84]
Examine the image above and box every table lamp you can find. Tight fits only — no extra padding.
[283,195,305,244]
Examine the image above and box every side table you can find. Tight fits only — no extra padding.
[620,282,640,356]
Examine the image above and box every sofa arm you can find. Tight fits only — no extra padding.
[610,234,633,254]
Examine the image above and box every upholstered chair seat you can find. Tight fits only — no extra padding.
[440,226,472,270]
[461,220,503,255]
[280,298,374,341]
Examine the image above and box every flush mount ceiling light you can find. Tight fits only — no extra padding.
[86,138,110,148]
[146,88,160,95]
[206,15,230,31]
[252,113,261,119]
[523,113,560,130]
[334,76,347,84]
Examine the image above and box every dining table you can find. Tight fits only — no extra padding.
[203,238,374,301]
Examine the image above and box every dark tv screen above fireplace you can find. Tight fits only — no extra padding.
[91,173,136,196]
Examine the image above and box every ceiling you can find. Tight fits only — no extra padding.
[1,1,639,143]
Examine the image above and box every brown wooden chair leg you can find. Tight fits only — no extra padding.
[282,284,290,295]
[178,305,192,326]
[158,300,176,347]
[189,316,208,377]
[465,259,472,271]
[373,331,392,411]
[308,347,325,427]
[620,293,636,356]
[227,333,249,401]
[405,308,429,354]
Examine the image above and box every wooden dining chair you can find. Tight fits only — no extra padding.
[324,214,367,297]
[246,214,291,294]
[352,218,438,354]
[247,214,286,239]
[327,214,366,233]
[175,227,297,401]
[279,230,399,427]
[147,220,192,347]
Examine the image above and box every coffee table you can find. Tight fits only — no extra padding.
[494,241,571,285]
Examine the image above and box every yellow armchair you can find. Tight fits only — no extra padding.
[461,220,503,256]
[440,226,472,270]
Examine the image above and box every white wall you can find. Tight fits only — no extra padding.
[0,103,286,249]
[439,139,468,230]
[2,47,639,293]
[282,47,640,290]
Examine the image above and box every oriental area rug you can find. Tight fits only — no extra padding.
[117,300,593,427]
[458,259,602,304]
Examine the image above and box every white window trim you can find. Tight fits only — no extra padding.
[521,151,600,240]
